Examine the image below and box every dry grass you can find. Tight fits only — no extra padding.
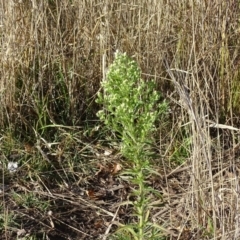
[1,0,240,239]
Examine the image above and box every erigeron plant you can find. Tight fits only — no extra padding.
[96,51,167,239]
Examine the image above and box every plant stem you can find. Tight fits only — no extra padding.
[137,168,144,240]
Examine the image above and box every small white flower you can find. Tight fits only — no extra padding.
[114,49,120,57]
[8,161,18,173]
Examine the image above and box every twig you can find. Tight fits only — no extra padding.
[102,205,120,240]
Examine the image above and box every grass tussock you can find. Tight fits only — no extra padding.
[1,0,240,239]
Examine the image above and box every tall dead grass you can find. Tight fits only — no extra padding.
[1,0,240,238]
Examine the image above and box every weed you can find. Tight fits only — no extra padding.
[97,51,167,239]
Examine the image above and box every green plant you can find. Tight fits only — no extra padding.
[0,204,17,234]
[170,137,191,165]
[96,51,167,239]
[12,192,50,211]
